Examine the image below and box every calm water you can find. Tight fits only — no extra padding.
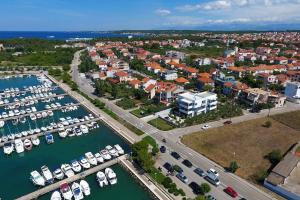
[0,76,153,200]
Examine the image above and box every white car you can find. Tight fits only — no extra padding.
[202,124,211,130]
[207,168,219,177]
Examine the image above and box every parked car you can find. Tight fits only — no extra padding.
[176,173,188,183]
[189,182,201,195]
[182,159,193,168]
[173,165,183,174]
[223,120,232,125]
[207,168,219,177]
[160,146,166,153]
[194,167,205,177]
[163,162,174,173]
[224,186,238,198]
[206,195,217,200]
[171,151,181,160]
[202,124,211,130]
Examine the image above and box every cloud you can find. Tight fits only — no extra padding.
[155,9,171,16]
[177,0,231,11]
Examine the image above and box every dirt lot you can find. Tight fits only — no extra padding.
[271,110,300,130]
[182,117,300,182]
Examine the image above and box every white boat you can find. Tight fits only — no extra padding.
[14,139,24,153]
[61,164,75,178]
[100,149,112,160]
[23,138,33,150]
[106,145,119,157]
[85,152,97,165]
[30,170,46,186]
[59,131,68,138]
[71,160,82,173]
[80,125,89,134]
[105,168,117,185]
[50,191,61,200]
[96,171,108,187]
[115,144,125,155]
[41,165,54,184]
[80,180,91,196]
[95,153,104,163]
[30,114,37,120]
[53,168,64,180]
[31,136,40,146]
[60,183,73,200]
[79,156,90,169]
[0,120,4,128]
[3,142,14,155]
[72,182,84,200]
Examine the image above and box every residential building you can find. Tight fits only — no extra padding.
[161,70,178,81]
[285,82,300,103]
[0,43,4,51]
[195,58,211,66]
[166,50,186,61]
[177,91,217,117]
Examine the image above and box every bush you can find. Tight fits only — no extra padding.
[255,170,268,183]
[228,161,239,173]
[200,183,211,194]
[263,120,272,128]
[267,149,282,165]
[162,177,173,189]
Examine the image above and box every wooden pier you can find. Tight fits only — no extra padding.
[16,155,127,200]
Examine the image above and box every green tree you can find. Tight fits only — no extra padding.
[195,195,206,200]
[228,161,239,173]
[200,183,211,194]
[267,149,282,165]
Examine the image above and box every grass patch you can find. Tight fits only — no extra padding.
[116,98,136,110]
[148,118,175,131]
[181,117,300,183]
[142,136,157,148]
[271,110,300,130]
[131,108,147,118]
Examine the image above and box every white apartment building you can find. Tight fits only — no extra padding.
[177,91,217,117]
[161,70,178,81]
[285,82,300,103]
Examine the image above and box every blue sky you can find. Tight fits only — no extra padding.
[0,0,300,31]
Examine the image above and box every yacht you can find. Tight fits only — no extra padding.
[31,136,40,146]
[72,182,84,200]
[0,120,4,128]
[96,171,108,187]
[114,144,124,155]
[30,170,46,186]
[59,131,68,138]
[80,125,89,134]
[79,156,91,169]
[3,142,14,155]
[8,134,15,140]
[60,183,73,200]
[106,145,119,157]
[53,168,64,180]
[23,139,33,150]
[50,191,61,200]
[105,168,117,185]
[61,164,75,178]
[14,139,24,153]
[85,152,97,165]
[45,133,54,144]
[47,110,54,116]
[100,149,112,160]
[30,114,37,120]
[94,153,104,163]
[79,180,91,196]
[41,165,54,184]
[70,160,82,173]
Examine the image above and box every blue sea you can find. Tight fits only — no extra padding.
[0,31,144,40]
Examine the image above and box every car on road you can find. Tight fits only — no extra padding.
[173,165,183,174]
[223,120,232,125]
[163,162,174,173]
[182,159,193,168]
[171,151,181,160]
[194,167,205,177]
[176,173,189,183]
[189,182,201,195]
[160,146,166,153]
[224,186,238,198]
[207,168,219,177]
[206,195,217,200]
[202,124,211,130]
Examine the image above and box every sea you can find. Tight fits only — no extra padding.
[0,31,144,41]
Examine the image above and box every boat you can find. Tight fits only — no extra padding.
[79,156,90,169]
[8,134,15,140]
[30,114,37,120]
[60,183,73,200]
[94,153,104,163]
[105,168,117,185]
[14,139,24,153]
[31,136,40,146]
[47,110,54,116]
[19,116,26,123]
[85,152,97,165]
[71,160,82,173]
[30,170,46,186]
[75,128,82,136]
[41,165,54,184]
[96,171,108,187]
[3,142,14,155]
[79,180,91,196]
[106,145,119,157]
[45,133,54,144]
[100,149,112,160]
[23,139,33,150]
[12,118,19,125]
[59,131,68,138]
[80,125,89,134]
[0,120,4,128]
[72,182,84,200]
[61,164,75,178]
[53,168,64,180]
[50,191,61,200]
[114,144,124,155]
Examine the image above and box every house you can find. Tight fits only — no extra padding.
[129,79,141,89]
[183,67,199,78]
[166,50,186,60]
[256,73,278,87]
[0,44,4,51]
[287,71,300,82]
[96,60,108,71]
[195,58,211,66]
[155,81,178,104]
[223,50,236,57]
[239,88,270,106]
[275,57,288,65]
[223,81,248,96]
[197,75,214,90]
[227,66,246,78]
[161,70,178,81]
[114,71,130,83]
[167,61,187,71]
[177,91,218,117]
[142,78,157,99]
[175,77,189,85]
[285,81,300,103]
[145,62,164,74]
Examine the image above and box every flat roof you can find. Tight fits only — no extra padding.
[179,91,217,101]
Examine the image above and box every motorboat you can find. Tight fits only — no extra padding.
[47,110,54,116]
[0,120,4,128]
[31,136,40,146]
[50,191,61,200]
[80,125,89,134]
[96,171,108,187]
[79,156,91,169]
[22,131,28,137]
[30,170,46,186]
[105,168,117,185]
[94,153,104,164]
[8,134,15,140]
[12,118,19,125]
[59,131,68,138]
[79,180,91,196]
[71,182,84,200]
[2,135,8,142]
[114,144,124,155]
[30,114,37,120]
[106,145,119,157]
[74,127,82,136]
[41,165,54,184]
[85,152,97,165]
[3,142,14,155]
[100,149,112,160]
[53,168,64,180]
[45,133,54,144]
[61,164,75,178]
[60,183,73,200]
[14,139,24,153]
[23,139,33,151]
[19,116,26,123]
[70,160,82,173]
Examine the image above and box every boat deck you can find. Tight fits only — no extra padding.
[16,154,127,200]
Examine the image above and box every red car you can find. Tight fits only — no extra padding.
[225,186,238,198]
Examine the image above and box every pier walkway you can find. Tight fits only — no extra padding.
[16,155,126,200]
[0,85,60,96]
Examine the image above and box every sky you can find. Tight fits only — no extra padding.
[0,0,300,31]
